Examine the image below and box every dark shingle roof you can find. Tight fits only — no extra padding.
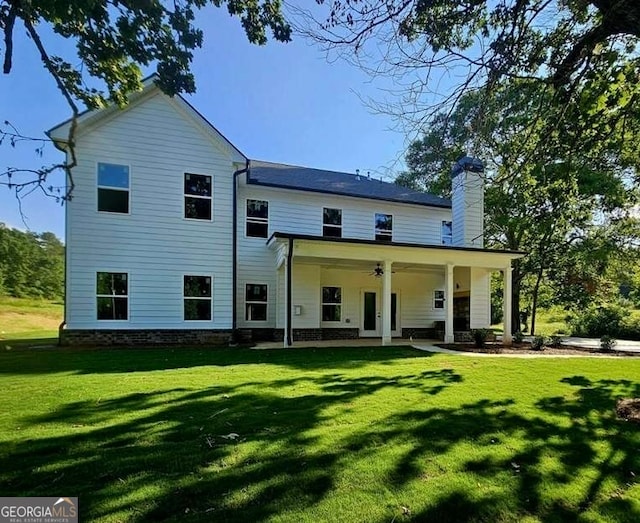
[247,161,451,208]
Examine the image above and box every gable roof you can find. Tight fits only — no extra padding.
[247,160,451,208]
[47,75,246,163]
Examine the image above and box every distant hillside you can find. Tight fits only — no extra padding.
[0,223,64,300]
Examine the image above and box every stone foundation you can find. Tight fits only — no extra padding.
[60,329,232,347]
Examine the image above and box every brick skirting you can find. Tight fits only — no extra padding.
[401,327,438,340]
[60,329,232,347]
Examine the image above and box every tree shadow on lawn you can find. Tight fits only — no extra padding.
[0,345,435,375]
[0,366,461,521]
[1,370,638,522]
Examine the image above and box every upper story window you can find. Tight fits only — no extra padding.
[184,173,212,220]
[323,208,342,238]
[375,213,393,242]
[96,272,128,320]
[184,275,212,321]
[442,220,453,245]
[97,163,129,213]
[246,283,268,321]
[246,200,269,238]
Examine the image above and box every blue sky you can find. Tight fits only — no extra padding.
[0,7,411,240]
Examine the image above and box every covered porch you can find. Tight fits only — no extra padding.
[268,233,524,347]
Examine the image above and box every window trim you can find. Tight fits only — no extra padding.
[245,282,269,322]
[441,220,453,245]
[96,271,129,321]
[245,198,270,239]
[374,212,393,242]
[321,285,342,323]
[183,172,214,222]
[96,162,131,215]
[433,289,445,310]
[322,207,343,238]
[183,274,213,322]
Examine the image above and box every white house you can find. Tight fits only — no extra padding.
[48,77,523,347]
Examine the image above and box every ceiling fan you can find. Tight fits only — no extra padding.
[367,263,396,277]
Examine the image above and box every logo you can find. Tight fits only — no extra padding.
[0,497,78,523]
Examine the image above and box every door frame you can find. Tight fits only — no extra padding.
[359,288,401,337]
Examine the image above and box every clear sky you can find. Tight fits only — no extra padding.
[0,7,411,240]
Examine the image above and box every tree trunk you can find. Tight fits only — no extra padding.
[530,266,544,335]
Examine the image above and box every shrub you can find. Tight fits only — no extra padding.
[531,336,547,351]
[567,304,625,338]
[471,328,490,348]
[618,313,640,341]
[549,335,563,348]
[513,331,524,344]
[600,335,617,352]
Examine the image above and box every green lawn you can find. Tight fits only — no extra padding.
[0,295,63,341]
[1,346,639,522]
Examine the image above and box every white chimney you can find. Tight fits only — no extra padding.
[451,156,484,248]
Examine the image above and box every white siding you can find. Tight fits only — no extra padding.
[470,268,491,328]
[66,93,236,329]
[452,171,484,248]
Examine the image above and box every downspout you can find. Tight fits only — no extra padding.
[233,160,250,337]
[286,237,293,347]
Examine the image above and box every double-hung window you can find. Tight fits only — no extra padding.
[184,276,212,321]
[442,220,453,245]
[97,163,129,213]
[245,284,268,321]
[434,290,445,309]
[323,208,342,238]
[246,200,269,238]
[322,286,342,322]
[184,173,212,220]
[375,213,393,242]
[96,272,128,320]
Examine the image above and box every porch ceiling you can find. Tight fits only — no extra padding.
[268,232,524,270]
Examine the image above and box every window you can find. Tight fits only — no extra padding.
[322,287,342,322]
[246,284,268,321]
[434,290,445,309]
[97,163,129,213]
[375,213,393,242]
[246,200,269,238]
[96,272,128,320]
[323,208,342,238]
[184,275,212,321]
[442,220,453,245]
[184,173,212,220]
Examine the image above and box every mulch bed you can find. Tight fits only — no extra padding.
[616,399,640,423]
[436,342,640,357]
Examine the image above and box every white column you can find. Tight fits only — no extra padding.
[445,264,454,343]
[503,266,513,346]
[382,260,393,345]
[283,255,290,348]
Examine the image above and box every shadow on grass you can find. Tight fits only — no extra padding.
[0,344,435,375]
[1,349,638,522]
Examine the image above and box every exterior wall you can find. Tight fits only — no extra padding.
[66,92,237,330]
[469,267,491,328]
[452,171,484,248]
[236,182,452,328]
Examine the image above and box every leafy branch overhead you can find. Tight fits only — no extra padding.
[0,0,291,202]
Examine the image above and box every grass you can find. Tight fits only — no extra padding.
[0,295,63,340]
[0,345,639,522]
[492,306,571,336]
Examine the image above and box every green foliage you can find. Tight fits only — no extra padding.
[0,0,291,108]
[470,328,490,348]
[549,335,563,348]
[513,331,524,344]
[567,304,625,338]
[531,336,546,351]
[600,335,617,353]
[0,223,64,300]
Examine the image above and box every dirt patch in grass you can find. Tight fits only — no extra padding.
[616,398,640,423]
[436,342,640,357]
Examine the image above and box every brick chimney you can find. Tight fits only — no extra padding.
[451,156,484,248]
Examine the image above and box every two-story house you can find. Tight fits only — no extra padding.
[48,77,523,348]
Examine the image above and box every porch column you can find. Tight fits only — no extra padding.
[445,264,454,343]
[503,265,513,346]
[382,259,393,346]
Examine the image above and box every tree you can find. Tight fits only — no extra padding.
[1,0,290,201]
[398,79,640,334]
